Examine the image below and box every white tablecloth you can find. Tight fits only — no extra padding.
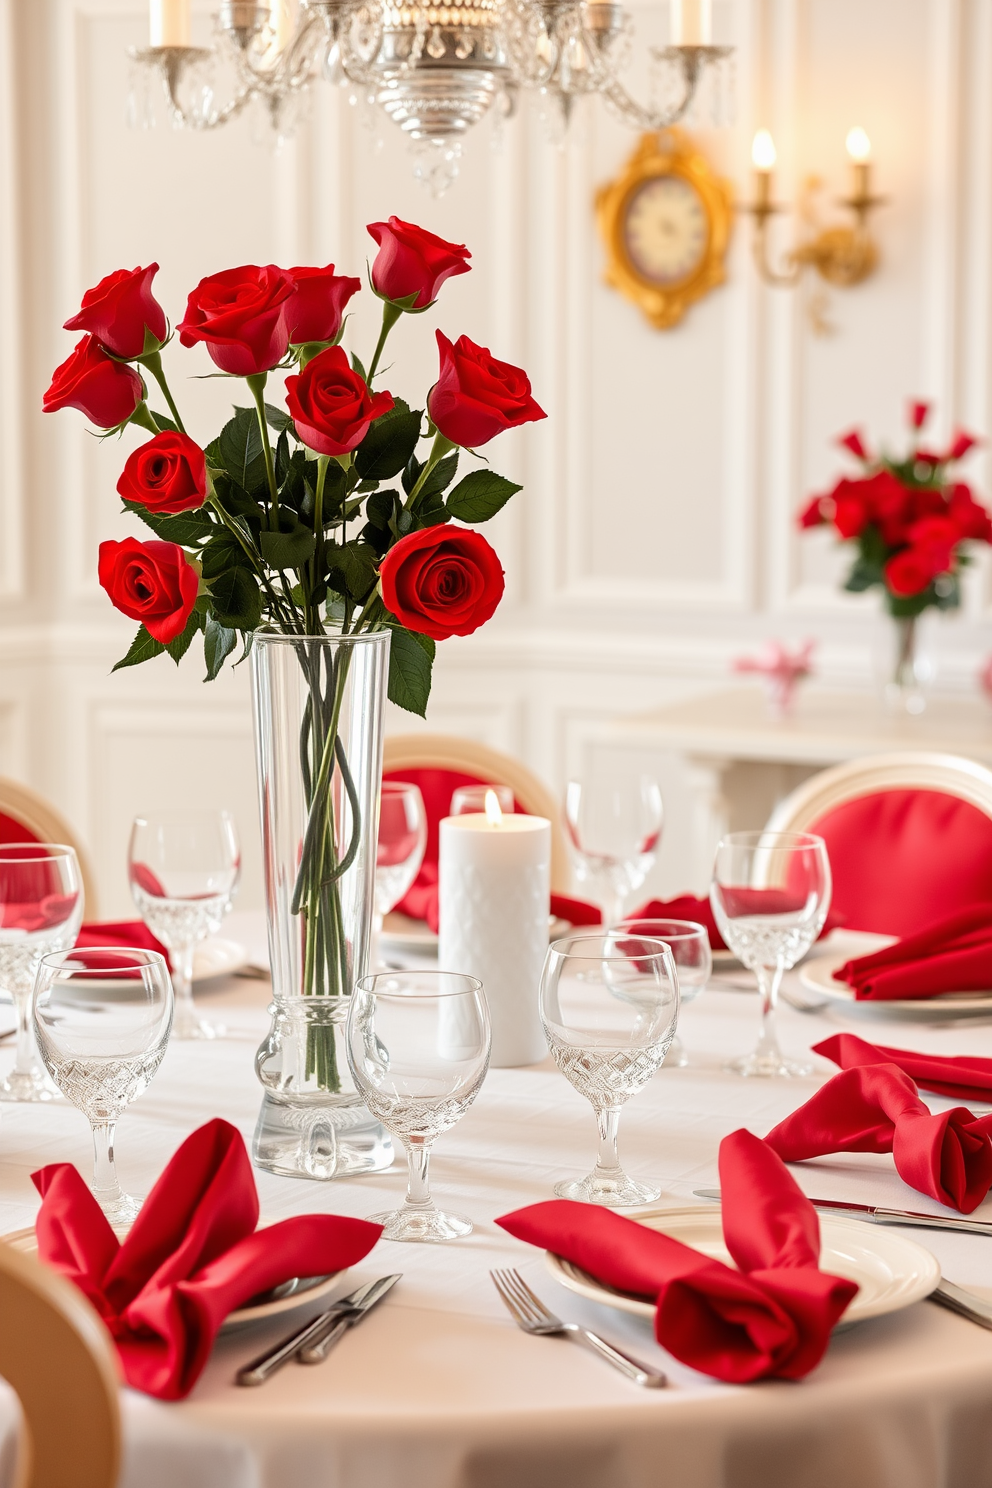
[3,940,992,1488]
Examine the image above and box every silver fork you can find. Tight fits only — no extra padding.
[490,1269,667,1388]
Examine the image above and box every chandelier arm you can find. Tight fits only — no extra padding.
[597,63,698,131]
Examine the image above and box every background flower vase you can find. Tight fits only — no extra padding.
[250,630,392,1176]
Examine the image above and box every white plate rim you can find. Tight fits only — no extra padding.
[800,952,992,1016]
[1,1224,345,1330]
[544,1204,940,1328]
[191,937,248,984]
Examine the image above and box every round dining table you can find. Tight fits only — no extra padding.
[1,921,991,1488]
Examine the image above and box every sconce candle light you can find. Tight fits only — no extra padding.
[744,123,885,304]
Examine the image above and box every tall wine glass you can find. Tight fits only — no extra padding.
[616,917,711,1068]
[450,784,514,816]
[710,831,831,1078]
[348,970,491,1242]
[540,933,679,1206]
[33,946,174,1226]
[128,809,240,1040]
[374,782,427,932]
[564,777,663,926]
[0,844,83,1102]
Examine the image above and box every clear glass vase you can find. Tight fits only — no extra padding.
[249,629,394,1178]
[878,613,934,716]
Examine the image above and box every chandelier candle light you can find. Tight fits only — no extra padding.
[439,790,550,1067]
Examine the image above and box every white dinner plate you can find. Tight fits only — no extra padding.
[379,913,572,956]
[1,1224,344,1331]
[191,937,248,984]
[546,1205,939,1329]
[799,950,992,1022]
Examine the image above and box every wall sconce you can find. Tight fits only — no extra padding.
[743,125,885,328]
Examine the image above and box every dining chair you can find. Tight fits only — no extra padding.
[381,734,570,907]
[0,1238,120,1488]
[0,777,99,917]
[764,751,992,936]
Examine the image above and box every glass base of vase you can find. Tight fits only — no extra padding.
[252,1092,394,1180]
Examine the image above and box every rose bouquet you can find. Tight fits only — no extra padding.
[43,219,545,1062]
[798,401,991,615]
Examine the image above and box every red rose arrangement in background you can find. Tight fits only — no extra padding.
[379,527,505,640]
[798,400,990,610]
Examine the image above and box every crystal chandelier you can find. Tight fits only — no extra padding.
[131,0,733,191]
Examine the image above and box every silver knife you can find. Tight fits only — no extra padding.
[692,1189,992,1237]
[297,1273,401,1364]
[930,1278,992,1329]
[236,1275,401,1387]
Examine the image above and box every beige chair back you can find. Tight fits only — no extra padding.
[0,1240,120,1488]
[766,751,992,833]
[382,733,570,891]
[0,778,99,918]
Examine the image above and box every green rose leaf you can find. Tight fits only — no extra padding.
[417,451,459,504]
[265,403,295,435]
[218,406,267,495]
[387,626,433,718]
[355,399,424,481]
[208,567,263,630]
[328,542,378,602]
[259,514,316,569]
[111,624,166,672]
[165,608,204,665]
[121,501,216,547]
[445,470,522,523]
[201,531,254,580]
[203,615,238,681]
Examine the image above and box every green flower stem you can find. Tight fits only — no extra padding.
[247,373,280,521]
[405,431,457,509]
[367,300,403,383]
[129,402,159,436]
[311,456,329,630]
[139,351,187,434]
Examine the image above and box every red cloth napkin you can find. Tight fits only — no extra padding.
[32,1119,382,1400]
[75,921,171,971]
[765,1064,992,1213]
[496,1129,857,1383]
[814,1032,992,1105]
[396,867,602,937]
[838,905,992,1000]
[635,896,727,950]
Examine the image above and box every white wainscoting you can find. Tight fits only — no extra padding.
[1,0,991,917]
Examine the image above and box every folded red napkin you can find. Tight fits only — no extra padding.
[838,904,992,1000]
[635,896,727,949]
[814,1032,992,1105]
[497,1129,857,1383]
[75,920,171,971]
[32,1119,382,1400]
[765,1064,992,1213]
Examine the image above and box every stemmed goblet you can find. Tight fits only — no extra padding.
[33,946,174,1225]
[616,917,711,1067]
[564,777,663,927]
[710,830,831,1078]
[540,933,679,1206]
[128,809,240,1040]
[347,970,491,1242]
[0,844,83,1102]
[374,782,427,933]
[450,784,514,817]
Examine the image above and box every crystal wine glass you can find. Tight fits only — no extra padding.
[540,933,679,1206]
[347,970,491,1242]
[33,946,174,1225]
[564,777,663,926]
[375,782,427,933]
[0,844,83,1102]
[710,831,831,1078]
[450,784,514,816]
[128,809,240,1040]
[616,917,711,1068]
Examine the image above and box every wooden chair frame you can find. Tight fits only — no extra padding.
[382,734,570,891]
[0,778,99,918]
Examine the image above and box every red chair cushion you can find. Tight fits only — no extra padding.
[807,788,992,936]
[0,813,41,846]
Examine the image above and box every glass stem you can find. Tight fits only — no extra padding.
[403,1136,434,1210]
[600,885,625,929]
[754,962,785,1055]
[91,1121,121,1206]
[594,1106,622,1176]
[172,941,196,1029]
[12,985,37,1076]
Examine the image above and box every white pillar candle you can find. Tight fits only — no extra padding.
[150,0,191,47]
[439,800,550,1068]
[671,0,712,45]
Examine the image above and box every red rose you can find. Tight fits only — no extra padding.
[367,218,471,309]
[427,331,546,449]
[885,547,934,597]
[946,429,979,462]
[42,335,144,428]
[98,538,198,644]
[837,429,869,460]
[285,265,362,345]
[117,432,208,515]
[177,264,295,376]
[63,264,167,360]
[830,478,871,538]
[285,345,393,457]
[797,494,830,529]
[380,526,505,641]
[908,515,960,574]
[949,482,992,542]
[909,400,930,431]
